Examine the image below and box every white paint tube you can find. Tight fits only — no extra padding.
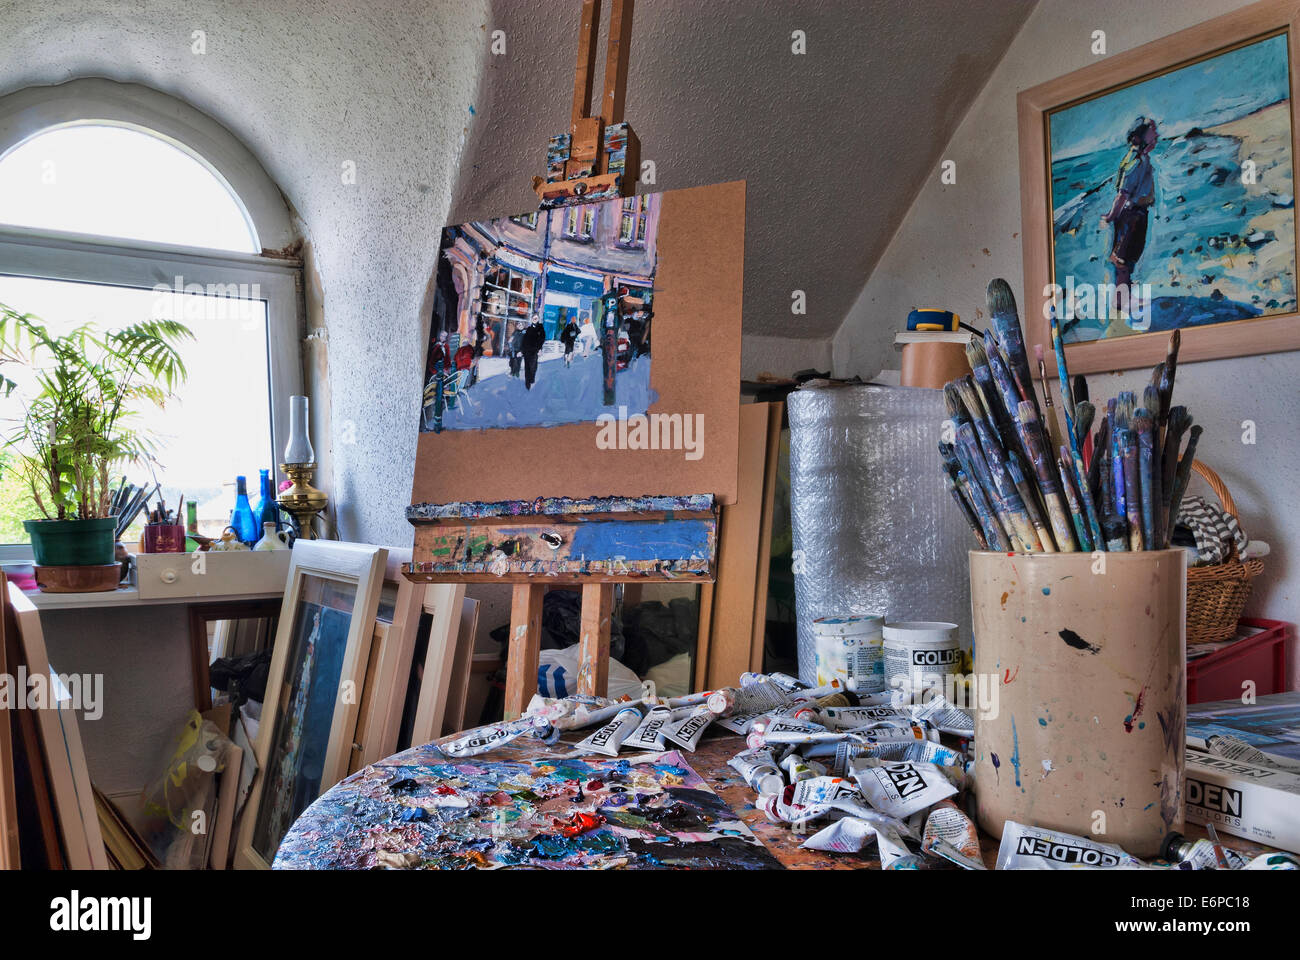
[922,800,986,869]
[713,708,775,735]
[800,816,879,853]
[728,747,785,795]
[526,694,631,731]
[442,715,554,757]
[661,704,714,752]
[820,706,915,731]
[745,715,827,750]
[909,695,975,737]
[708,681,792,717]
[759,730,849,748]
[624,706,685,751]
[876,822,924,870]
[996,820,1144,870]
[765,672,807,692]
[572,706,643,757]
[780,754,827,784]
[788,775,859,808]
[1243,852,1300,869]
[664,691,713,709]
[1202,734,1286,770]
[834,739,963,771]
[850,759,958,819]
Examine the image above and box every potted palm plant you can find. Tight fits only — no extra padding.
[1,303,190,587]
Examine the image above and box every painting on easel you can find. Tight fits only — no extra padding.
[423,194,660,432]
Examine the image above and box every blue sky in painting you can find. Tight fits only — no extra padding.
[1050,34,1291,160]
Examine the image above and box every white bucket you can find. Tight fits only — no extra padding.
[882,621,961,700]
[811,614,885,693]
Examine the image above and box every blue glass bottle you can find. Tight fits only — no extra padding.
[253,468,279,531]
[230,475,259,544]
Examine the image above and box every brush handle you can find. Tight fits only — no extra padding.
[1015,410,1076,551]
[1166,426,1203,545]
[1161,411,1190,534]
[959,468,1010,552]
[1056,451,1090,552]
[1110,423,1127,521]
[1120,430,1144,551]
[1049,311,1102,550]
[945,472,989,549]
[1138,421,1158,551]
[1008,451,1055,552]
[957,424,1033,551]
[989,314,1039,420]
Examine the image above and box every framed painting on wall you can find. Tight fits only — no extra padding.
[1019,0,1300,373]
[235,540,386,870]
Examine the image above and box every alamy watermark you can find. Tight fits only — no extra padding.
[595,406,704,461]
[1,668,102,721]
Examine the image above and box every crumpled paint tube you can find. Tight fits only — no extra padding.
[714,708,776,735]
[820,706,916,731]
[572,706,643,757]
[996,820,1144,869]
[1244,852,1300,869]
[661,704,713,752]
[826,738,962,772]
[442,715,556,757]
[1202,734,1287,770]
[877,822,925,870]
[800,815,880,853]
[527,694,627,731]
[727,746,785,795]
[909,695,975,737]
[922,800,986,869]
[707,681,792,717]
[746,716,827,749]
[850,759,958,818]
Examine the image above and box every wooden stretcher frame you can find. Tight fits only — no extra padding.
[234,540,387,870]
[7,581,107,869]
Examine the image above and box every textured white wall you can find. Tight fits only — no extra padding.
[833,0,1299,680]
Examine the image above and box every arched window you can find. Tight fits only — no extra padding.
[0,80,303,553]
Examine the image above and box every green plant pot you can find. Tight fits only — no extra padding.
[24,517,117,567]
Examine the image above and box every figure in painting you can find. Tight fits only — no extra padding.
[1101,116,1158,313]
[560,314,580,367]
[521,319,545,389]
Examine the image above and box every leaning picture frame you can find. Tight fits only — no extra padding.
[1018,0,1300,373]
[234,540,387,870]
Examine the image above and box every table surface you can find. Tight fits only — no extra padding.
[278,727,1282,869]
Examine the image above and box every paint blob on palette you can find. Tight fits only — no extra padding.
[273,746,781,870]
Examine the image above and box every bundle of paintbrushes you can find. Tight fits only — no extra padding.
[939,278,1199,554]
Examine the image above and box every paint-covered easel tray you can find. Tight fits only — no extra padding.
[273,743,781,870]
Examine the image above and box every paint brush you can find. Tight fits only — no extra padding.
[1074,401,1094,453]
[959,467,1009,552]
[1074,374,1093,467]
[966,337,1023,458]
[986,279,1040,414]
[951,431,1012,551]
[1016,401,1077,551]
[1034,343,1064,455]
[955,421,1037,552]
[1134,410,1157,550]
[1056,448,1090,551]
[1007,450,1055,552]
[1120,428,1143,551]
[1166,424,1203,545]
[1161,406,1191,548]
[944,472,989,550]
[1088,417,1110,513]
[1048,305,1102,550]
[1110,394,1132,527]
[1158,329,1181,432]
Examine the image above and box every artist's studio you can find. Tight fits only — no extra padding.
[0,0,1298,937]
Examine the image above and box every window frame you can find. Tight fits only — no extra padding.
[0,80,303,562]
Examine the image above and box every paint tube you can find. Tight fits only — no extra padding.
[1202,734,1287,770]
[661,704,714,752]
[442,715,554,757]
[996,820,1144,869]
[624,705,684,751]
[909,695,975,737]
[922,800,986,869]
[713,708,775,735]
[1243,852,1300,870]
[765,672,808,691]
[745,715,827,750]
[779,754,826,783]
[727,747,785,795]
[665,691,713,709]
[526,694,629,731]
[571,706,642,757]
[1161,833,1249,870]
[800,816,879,853]
[842,739,964,770]
[876,822,924,870]
[707,680,793,717]
[850,759,958,819]
[820,705,915,731]
[788,775,858,808]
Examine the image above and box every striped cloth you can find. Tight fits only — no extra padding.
[1176,494,1248,564]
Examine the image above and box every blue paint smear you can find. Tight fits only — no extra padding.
[1010,716,1023,788]
[1041,587,1051,595]
[1038,717,1048,726]
[568,519,711,560]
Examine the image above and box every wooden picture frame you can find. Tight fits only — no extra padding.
[1019,0,1300,373]
[6,581,107,869]
[0,575,22,869]
[234,541,387,870]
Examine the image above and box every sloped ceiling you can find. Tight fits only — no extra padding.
[458,0,1038,339]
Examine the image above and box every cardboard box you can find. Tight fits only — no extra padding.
[1184,749,1300,854]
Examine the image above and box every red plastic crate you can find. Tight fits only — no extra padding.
[1187,617,1292,704]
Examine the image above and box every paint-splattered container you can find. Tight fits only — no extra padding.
[970,550,1186,859]
[812,614,885,693]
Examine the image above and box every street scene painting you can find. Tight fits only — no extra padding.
[1049,32,1296,342]
[421,194,659,432]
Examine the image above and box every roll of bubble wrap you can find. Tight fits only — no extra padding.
[787,384,973,684]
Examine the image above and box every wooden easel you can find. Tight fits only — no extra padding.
[405,0,722,719]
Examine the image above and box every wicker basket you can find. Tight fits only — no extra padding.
[1185,460,1263,645]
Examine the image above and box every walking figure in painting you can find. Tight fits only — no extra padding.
[521,320,545,390]
[561,315,580,367]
